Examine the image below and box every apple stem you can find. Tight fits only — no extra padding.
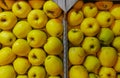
[0,18,6,22]
[17,3,21,10]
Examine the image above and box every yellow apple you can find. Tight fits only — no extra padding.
[44,37,63,55]
[82,37,100,55]
[0,65,16,78]
[45,55,63,76]
[68,47,86,65]
[28,48,46,65]
[0,47,16,65]
[96,11,114,27]
[69,65,89,78]
[13,20,32,38]
[117,74,120,78]
[27,30,47,48]
[80,17,100,36]
[99,67,116,78]
[73,0,84,10]
[89,73,99,78]
[28,66,46,78]
[43,1,62,18]
[0,11,17,30]
[12,1,31,18]
[67,9,84,26]
[98,47,117,67]
[13,57,31,74]
[68,29,84,46]
[17,75,27,78]
[48,76,61,78]
[27,9,48,28]
[46,19,63,37]
[112,36,120,52]
[82,2,98,17]
[114,56,120,72]
[12,39,31,56]
[0,31,16,46]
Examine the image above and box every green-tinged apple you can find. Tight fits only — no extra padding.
[27,30,47,48]
[68,47,86,65]
[117,74,120,78]
[45,55,63,76]
[28,66,46,78]
[114,56,120,72]
[82,2,98,17]
[112,37,120,52]
[67,9,84,26]
[80,17,100,36]
[13,20,32,38]
[68,29,84,46]
[28,48,46,65]
[46,19,63,37]
[44,37,63,55]
[97,28,114,45]
[48,76,61,78]
[82,37,100,55]
[13,57,31,74]
[98,47,117,67]
[12,39,31,56]
[110,4,120,19]
[0,31,16,46]
[43,1,62,18]
[111,20,120,36]
[12,1,31,18]
[99,67,116,78]
[83,55,101,74]
[27,9,48,28]
[0,11,17,30]
[0,65,16,78]
[89,73,99,78]
[69,65,89,78]
[73,0,84,10]
[96,11,114,27]
[0,47,16,65]
[17,75,27,78]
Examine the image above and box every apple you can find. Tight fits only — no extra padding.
[0,11,17,30]
[28,66,46,78]
[80,17,100,36]
[68,47,86,65]
[48,76,60,78]
[43,1,62,18]
[13,20,32,38]
[96,11,114,27]
[82,37,100,55]
[68,29,84,46]
[45,55,63,76]
[110,4,120,20]
[83,55,101,74]
[17,75,27,78]
[82,2,98,17]
[28,48,46,65]
[97,28,114,45]
[27,30,47,48]
[89,73,99,78]
[27,9,48,28]
[112,36,120,52]
[0,47,16,65]
[67,9,84,26]
[0,31,16,46]
[0,65,16,78]
[73,0,84,10]
[69,65,89,78]
[12,39,31,56]
[117,74,120,78]
[114,56,120,72]
[46,19,63,37]
[13,57,31,74]
[0,7,2,12]
[44,37,63,55]
[98,47,117,67]
[99,67,116,78]
[12,1,31,18]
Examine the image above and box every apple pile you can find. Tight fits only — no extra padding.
[0,0,64,78]
[67,1,120,78]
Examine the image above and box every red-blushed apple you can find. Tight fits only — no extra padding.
[72,0,84,10]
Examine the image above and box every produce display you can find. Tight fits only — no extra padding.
[67,0,120,78]
[0,0,64,78]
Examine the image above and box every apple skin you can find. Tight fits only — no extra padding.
[112,36,120,52]
[43,1,62,18]
[12,1,31,18]
[0,11,17,30]
[82,2,98,17]
[114,56,120,72]
[68,29,84,46]
[27,9,48,28]
[73,0,84,10]
[16,75,27,78]
[67,9,84,26]
[89,73,99,78]
[96,11,114,27]
[48,76,60,78]
[80,17,100,36]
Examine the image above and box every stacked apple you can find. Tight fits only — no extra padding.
[0,0,64,78]
[67,1,120,78]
